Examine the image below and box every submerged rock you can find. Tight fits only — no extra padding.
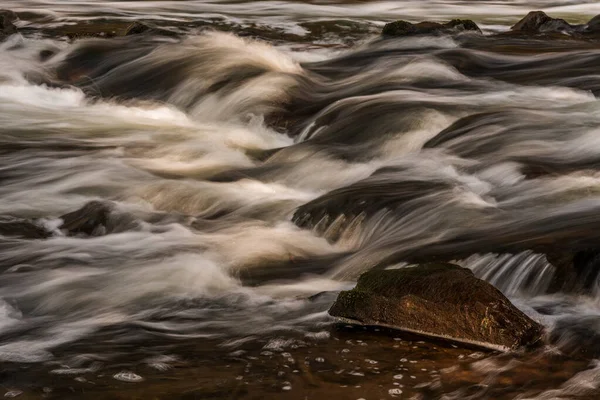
[292,168,451,242]
[382,19,481,37]
[58,201,143,237]
[59,201,114,236]
[329,263,543,351]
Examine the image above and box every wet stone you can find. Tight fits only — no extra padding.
[510,11,571,33]
[329,263,544,351]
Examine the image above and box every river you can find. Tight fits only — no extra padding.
[1,1,600,399]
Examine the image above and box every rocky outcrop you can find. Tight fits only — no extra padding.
[329,263,544,351]
[382,19,481,37]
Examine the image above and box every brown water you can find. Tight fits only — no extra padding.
[2,327,595,400]
[2,1,600,399]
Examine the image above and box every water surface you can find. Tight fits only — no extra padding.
[1,1,600,399]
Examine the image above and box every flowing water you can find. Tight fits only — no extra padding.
[2,1,600,399]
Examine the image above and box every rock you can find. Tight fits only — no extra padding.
[59,201,114,236]
[292,168,451,242]
[0,217,51,239]
[382,19,481,37]
[508,11,600,39]
[29,20,174,40]
[329,263,544,351]
[510,11,572,33]
[58,201,142,237]
[0,10,18,37]
[379,12,600,41]
[382,20,419,36]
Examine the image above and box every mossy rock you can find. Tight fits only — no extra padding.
[329,263,543,351]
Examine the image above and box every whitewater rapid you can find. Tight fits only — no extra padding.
[2,2,600,398]
[0,27,596,361]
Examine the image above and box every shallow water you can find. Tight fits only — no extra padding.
[2,0,600,399]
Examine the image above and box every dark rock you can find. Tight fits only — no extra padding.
[382,19,481,37]
[507,11,600,39]
[329,263,544,351]
[292,168,451,242]
[382,20,418,36]
[381,12,600,42]
[59,201,114,236]
[58,201,143,237]
[0,10,18,37]
[0,217,52,239]
[511,11,571,33]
